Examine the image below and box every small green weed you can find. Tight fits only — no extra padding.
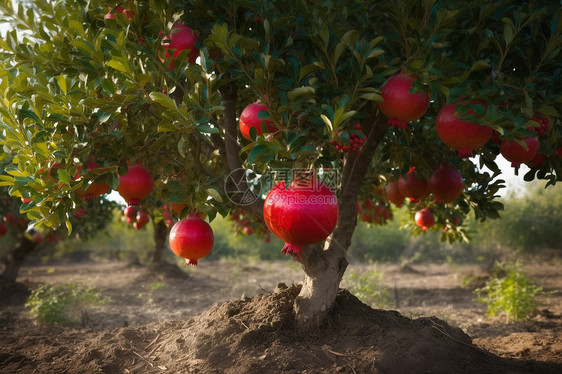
[474,262,544,322]
[345,268,393,308]
[26,283,108,325]
[147,282,166,291]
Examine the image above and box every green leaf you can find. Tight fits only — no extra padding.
[56,74,67,95]
[207,187,223,203]
[106,59,129,74]
[287,86,315,101]
[65,220,72,235]
[149,92,178,111]
[57,169,71,185]
[503,22,514,46]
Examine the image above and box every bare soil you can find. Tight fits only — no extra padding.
[0,259,561,373]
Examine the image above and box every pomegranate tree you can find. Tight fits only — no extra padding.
[263,177,338,257]
[436,101,493,157]
[169,215,214,265]
[378,70,429,129]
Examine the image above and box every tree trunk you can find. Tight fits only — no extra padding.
[293,105,388,330]
[294,240,349,329]
[1,235,38,282]
[152,220,168,264]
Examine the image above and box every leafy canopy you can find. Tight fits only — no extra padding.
[0,0,560,241]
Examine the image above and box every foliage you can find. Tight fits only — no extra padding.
[25,282,108,325]
[474,262,545,322]
[147,281,166,291]
[474,181,562,252]
[343,268,394,308]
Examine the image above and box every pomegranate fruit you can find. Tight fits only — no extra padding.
[429,165,464,203]
[385,179,405,207]
[398,167,430,201]
[263,177,338,257]
[117,164,154,206]
[436,101,492,157]
[500,137,539,167]
[136,210,150,229]
[73,209,87,219]
[163,23,199,67]
[239,102,277,140]
[124,206,137,219]
[169,215,214,265]
[379,71,429,129]
[77,158,110,200]
[0,222,8,236]
[32,231,43,244]
[415,208,435,231]
[104,5,135,19]
[526,153,546,168]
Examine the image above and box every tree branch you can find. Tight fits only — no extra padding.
[219,82,265,224]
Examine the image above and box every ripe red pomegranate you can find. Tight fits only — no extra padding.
[117,164,154,206]
[77,158,110,200]
[263,177,338,257]
[32,231,43,244]
[239,102,278,140]
[0,222,8,236]
[124,206,137,219]
[398,167,430,201]
[73,209,87,219]
[163,23,199,67]
[500,137,539,167]
[136,210,150,229]
[3,212,16,224]
[415,208,435,231]
[436,101,492,157]
[526,153,546,168]
[429,165,464,203]
[169,215,214,265]
[385,179,405,207]
[379,71,429,129]
[104,5,135,19]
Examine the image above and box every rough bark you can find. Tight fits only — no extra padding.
[294,106,388,330]
[152,220,169,264]
[1,235,38,282]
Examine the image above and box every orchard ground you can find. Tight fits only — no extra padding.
[0,255,561,373]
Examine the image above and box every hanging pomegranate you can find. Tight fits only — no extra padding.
[170,203,187,216]
[398,167,430,201]
[169,214,214,265]
[162,23,199,67]
[429,165,464,203]
[239,102,278,140]
[415,208,435,231]
[526,153,546,168]
[500,137,539,168]
[385,179,405,207]
[0,222,8,236]
[263,177,338,257]
[135,210,150,230]
[436,101,492,157]
[77,158,111,200]
[379,70,429,129]
[117,164,154,206]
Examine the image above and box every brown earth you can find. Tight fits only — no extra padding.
[0,259,561,373]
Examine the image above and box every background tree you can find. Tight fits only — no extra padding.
[0,0,560,329]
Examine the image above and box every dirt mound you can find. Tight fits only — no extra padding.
[2,283,561,374]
